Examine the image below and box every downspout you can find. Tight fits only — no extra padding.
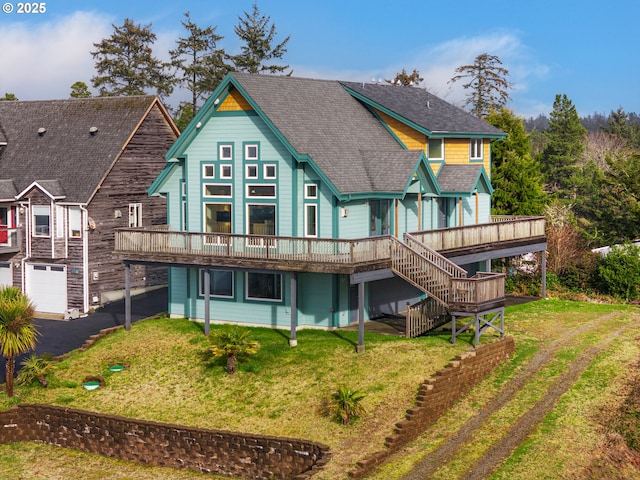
[80,205,89,313]
[21,202,30,293]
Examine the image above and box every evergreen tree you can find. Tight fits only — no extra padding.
[0,93,18,101]
[91,18,174,98]
[70,81,92,98]
[231,3,290,74]
[448,53,512,118]
[170,12,230,118]
[603,107,640,148]
[486,108,546,215]
[540,94,586,198]
[386,68,423,86]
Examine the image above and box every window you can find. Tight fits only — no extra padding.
[244,143,259,160]
[427,138,444,159]
[68,206,82,238]
[128,203,142,227]
[203,184,232,197]
[220,164,233,179]
[247,204,275,235]
[246,272,282,301]
[32,205,50,236]
[246,164,258,179]
[264,164,276,179]
[202,164,215,178]
[305,204,317,237]
[305,184,318,199]
[199,269,234,298]
[219,144,233,160]
[205,203,232,233]
[470,139,483,160]
[56,205,65,238]
[247,185,276,197]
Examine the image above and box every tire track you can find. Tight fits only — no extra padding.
[402,312,627,480]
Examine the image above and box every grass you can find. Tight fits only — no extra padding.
[1,300,639,479]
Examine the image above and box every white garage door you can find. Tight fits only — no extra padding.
[26,264,67,314]
[0,262,12,287]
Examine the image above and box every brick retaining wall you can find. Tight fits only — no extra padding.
[349,336,515,478]
[0,404,331,479]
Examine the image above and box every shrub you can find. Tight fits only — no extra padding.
[209,325,260,374]
[595,243,640,301]
[322,386,367,425]
[17,352,54,387]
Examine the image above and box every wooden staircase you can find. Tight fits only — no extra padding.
[390,234,505,339]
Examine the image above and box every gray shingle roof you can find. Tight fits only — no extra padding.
[0,180,17,201]
[231,73,423,195]
[0,96,157,203]
[341,82,505,136]
[437,164,485,193]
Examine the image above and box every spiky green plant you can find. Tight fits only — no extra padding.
[0,287,37,396]
[209,325,260,374]
[18,353,54,387]
[327,386,367,425]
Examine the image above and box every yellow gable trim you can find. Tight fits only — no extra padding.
[375,109,426,152]
[218,89,253,111]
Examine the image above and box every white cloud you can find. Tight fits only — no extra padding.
[0,11,112,99]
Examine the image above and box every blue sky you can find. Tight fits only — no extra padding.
[0,0,638,118]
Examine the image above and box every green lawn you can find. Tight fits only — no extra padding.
[0,300,638,479]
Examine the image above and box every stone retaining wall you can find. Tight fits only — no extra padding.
[0,404,330,479]
[349,336,515,478]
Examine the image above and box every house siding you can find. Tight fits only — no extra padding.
[87,105,174,304]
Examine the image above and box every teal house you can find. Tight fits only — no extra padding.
[116,73,546,348]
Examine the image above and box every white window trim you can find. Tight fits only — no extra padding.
[470,139,483,160]
[304,204,318,237]
[263,164,276,179]
[245,272,283,302]
[219,144,233,160]
[304,183,318,199]
[246,184,276,198]
[198,269,234,298]
[55,205,65,238]
[32,205,51,237]
[203,183,233,198]
[128,203,142,227]
[244,143,259,160]
[245,164,258,179]
[220,164,233,179]
[68,206,82,238]
[202,164,215,179]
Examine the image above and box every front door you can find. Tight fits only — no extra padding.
[369,200,390,236]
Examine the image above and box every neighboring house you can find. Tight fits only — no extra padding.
[115,73,547,346]
[0,96,179,316]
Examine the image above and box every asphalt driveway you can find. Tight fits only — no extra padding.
[0,287,167,384]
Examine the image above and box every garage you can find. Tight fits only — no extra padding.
[26,263,67,314]
[0,262,12,287]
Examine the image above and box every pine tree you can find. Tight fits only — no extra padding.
[170,12,230,118]
[70,81,92,98]
[91,18,174,98]
[231,3,290,74]
[0,93,18,101]
[485,108,546,215]
[540,94,586,198]
[448,53,512,118]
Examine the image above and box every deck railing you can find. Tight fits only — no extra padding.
[450,272,505,310]
[115,228,393,266]
[409,216,545,252]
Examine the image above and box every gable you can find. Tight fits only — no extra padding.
[218,88,253,112]
[437,164,493,196]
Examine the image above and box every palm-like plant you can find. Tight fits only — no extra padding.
[18,352,53,387]
[209,325,259,374]
[0,287,38,396]
[327,386,367,425]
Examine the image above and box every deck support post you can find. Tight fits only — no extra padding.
[124,262,131,331]
[289,273,298,347]
[541,251,547,298]
[203,269,211,335]
[357,281,365,353]
[451,307,504,345]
